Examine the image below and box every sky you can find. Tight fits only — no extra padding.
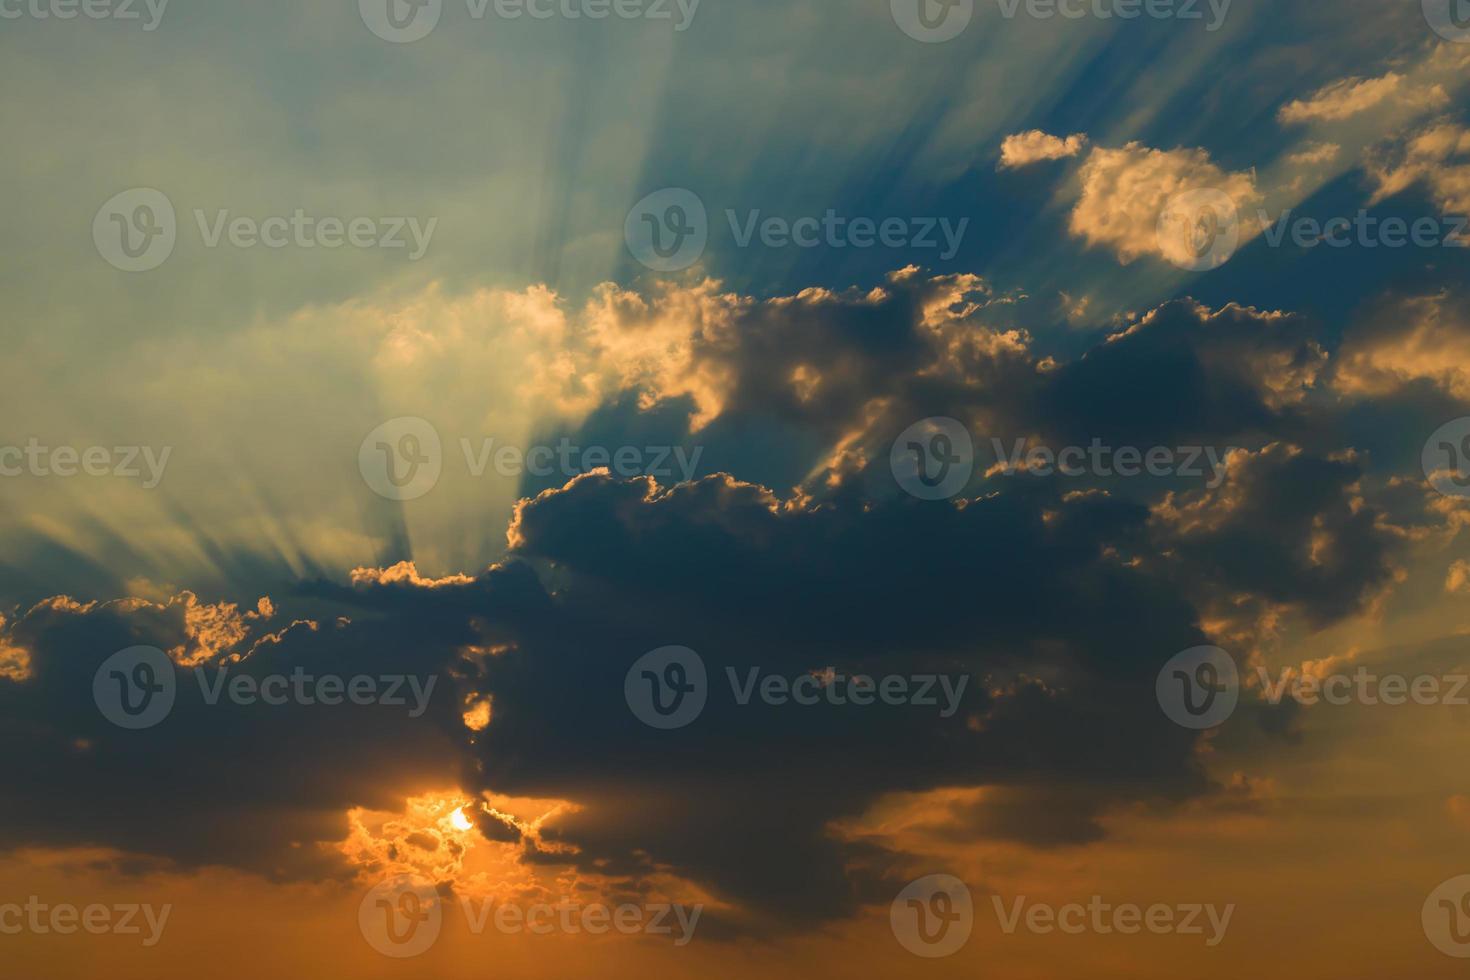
[3,0,1470,976]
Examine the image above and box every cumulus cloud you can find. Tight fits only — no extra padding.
[1068,143,1261,266]
[578,279,745,430]
[1035,300,1327,447]
[1151,444,1399,625]
[0,267,1450,936]
[467,468,1216,927]
[0,589,465,878]
[998,130,1089,170]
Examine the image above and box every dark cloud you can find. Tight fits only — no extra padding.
[1152,444,1397,624]
[0,273,1450,935]
[449,470,1215,926]
[1034,301,1327,447]
[0,596,464,880]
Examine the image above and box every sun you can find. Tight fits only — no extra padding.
[449,806,474,832]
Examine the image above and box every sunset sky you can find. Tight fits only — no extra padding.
[4,0,1470,976]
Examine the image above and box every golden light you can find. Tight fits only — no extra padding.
[449,806,474,832]
[462,698,492,732]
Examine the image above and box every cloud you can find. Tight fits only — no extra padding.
[998,130,1089,170]
[1277,72,1447,124]
[1366,122,1470,215]
[578,279,745,431]
[0,267,1452,936]
[1335,292,1470,401]
[1068,143,1261,266]
[473,468,1216,927]
[1286,142,1341,166]
[1151,444,1399,625]
[0,616,31,681]
[0,589,466,880]
[1035,300,1327,447]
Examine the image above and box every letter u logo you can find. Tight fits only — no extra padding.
[1188,207,1221,259]
[1444,894,1470,944]
[385,0,428,28]
[110,661,163,716]
[1440,436,1470,488]
[643,205,696,259]
[641,662,695,716]
[916,0,963,28]
[378,434,430,489]
[378,892,430,945]
[908,891,961,944]
[908,433,960,489]
[1174,661,1221,716]
[111,205,164,259]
